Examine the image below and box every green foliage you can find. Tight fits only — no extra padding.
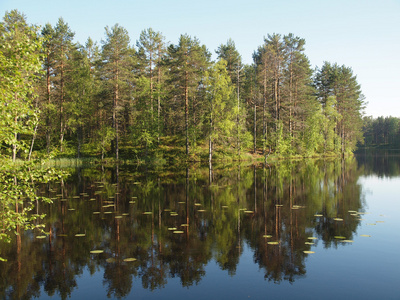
[0,10,366,162]
[0,11,43,160]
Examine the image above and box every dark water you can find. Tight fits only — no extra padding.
[1,154,400,299]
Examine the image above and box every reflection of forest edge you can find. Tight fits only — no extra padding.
[0,158,367,299]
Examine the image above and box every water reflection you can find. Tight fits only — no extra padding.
[0,158,369,299]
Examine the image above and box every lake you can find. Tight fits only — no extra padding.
[1,153,399,299]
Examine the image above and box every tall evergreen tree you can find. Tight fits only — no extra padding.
[100,24,134,160]
[166,34,210,156]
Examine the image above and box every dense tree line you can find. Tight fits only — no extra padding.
[362,116,400,147]
[1,10,366,162]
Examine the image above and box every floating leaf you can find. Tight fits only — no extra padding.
[104,212,112,214]
[366,223,376,226]
[194,203,202,206]
[75,234,85,237]
[178,202,185,204]
[305,242,314,245]
[334,236,346,239]
[89,198,96,201]
[181,224,189,227]
[348,210,357,213]
[124,258,137,262]
[307,237,317,240]
[275,205,283,207]
[36,235,47,239]
[122,213,129,216]
[93,212,100,214]
[90,250,104,254]
[222,206,228,208]
[340,240,354,243]
[263,235,272,238]
[267,241,279,245]
[168,227,177,231]
[143,212,152,215]
[129,201,135,204]
[244,211,254,214]
[115,216,123,219]
[73,196,80,199]
[198,209,206,212]
[360,234,371,237]
[333,218,343,221]
[376,221,385,223]
[68,208,75,211]
[314,214,323,217]
[303,251,315,254]
[173,231,184,234]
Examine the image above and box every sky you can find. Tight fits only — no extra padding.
[1,0,399,118]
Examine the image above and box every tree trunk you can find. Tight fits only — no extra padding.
[185,71,189,156]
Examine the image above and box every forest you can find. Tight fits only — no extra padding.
[362,116,400,148]
[0,10,368,165]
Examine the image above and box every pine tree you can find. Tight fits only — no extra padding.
[166,34,210,157]
[100,24,134,160]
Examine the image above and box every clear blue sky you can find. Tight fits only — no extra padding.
[1,0,399,117]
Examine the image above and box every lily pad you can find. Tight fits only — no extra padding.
[340,240,354,243]
[93,212,100,214]
[143,212,152,215]
[75,234,85,237]
[173,231,184,234]
[123,258,137,262]
[360,234,371,237]
[334,236,346,239]
[263,235,272,238]
[244,210,254,214]
[181,224,189,227]
[194,203,202,206]
[115,216,123,219]
[333,218,343,221]
[305,242,314,245]
[314,214,323,217]
[168,227,177,231]
[307,237,317,240]
[303,251,315,254]
[267,241,279,245]
[36,235,47,239]
[90,250,104,254]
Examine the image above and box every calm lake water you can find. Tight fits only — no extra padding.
[1,153,399,299]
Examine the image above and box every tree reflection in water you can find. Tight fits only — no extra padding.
[0,158,368,299]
